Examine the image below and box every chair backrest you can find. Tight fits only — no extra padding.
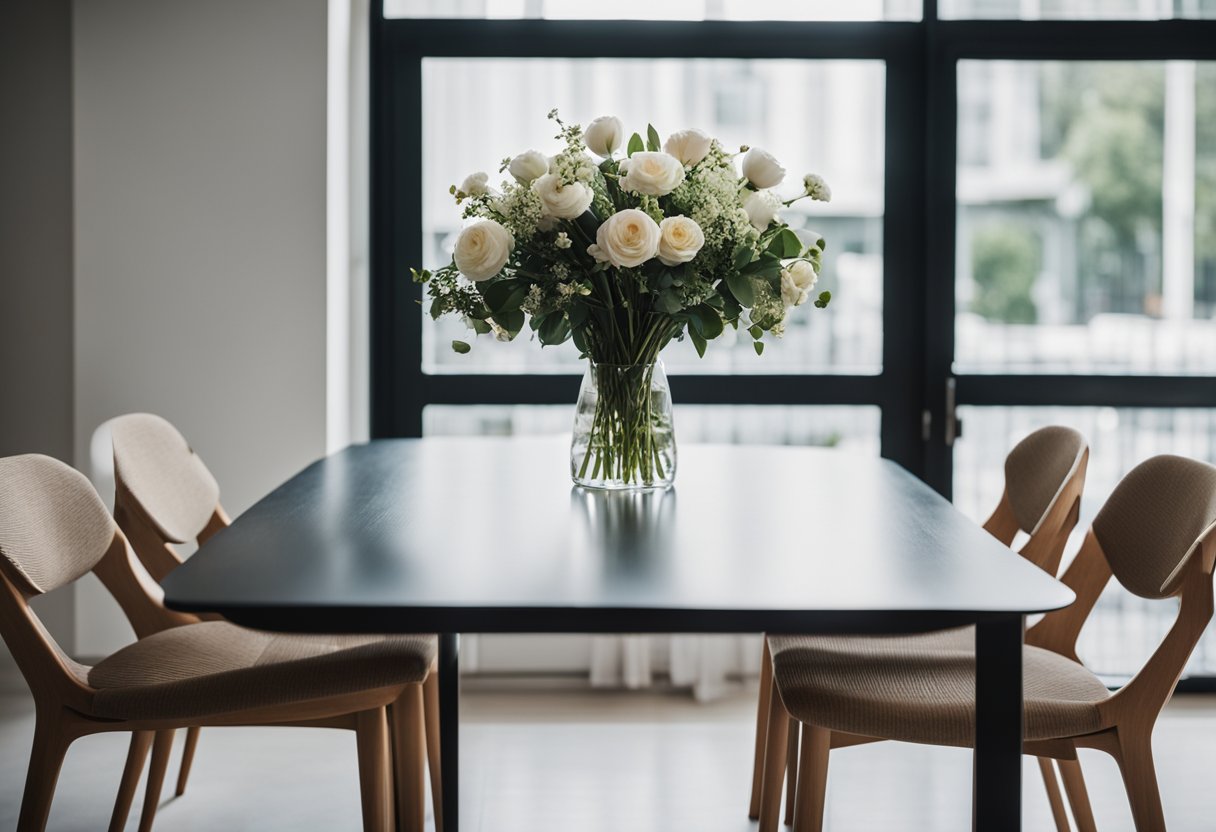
[1028,454,1216,725]
[111,413,220,545]
[984,426,1088,576]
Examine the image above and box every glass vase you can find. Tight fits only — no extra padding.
[570,360,677,490]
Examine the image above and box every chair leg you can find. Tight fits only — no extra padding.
[757,678,790,832]
[749,640,773,819]
[791,725,830,832]
[109,731,154,832]
[176,727,200,797]
[423,669,443,832]
[1059,758,1098,832]
[17,709,74,832]
[784,719,799,826]
[1113,731,1167,832]
[137,730,175,832]
[1036,757,1070,832]
[356,706,393,832]
[391,686,427,832]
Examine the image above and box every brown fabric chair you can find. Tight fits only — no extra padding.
[747,425,1089,829]
[107,412,442,831]
[0,454,433,832]
[765,454,1216,832]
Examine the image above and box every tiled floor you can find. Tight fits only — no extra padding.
[1,686,1214,831]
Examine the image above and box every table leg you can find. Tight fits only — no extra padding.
[439,633,460,832]
[973,616,1024,831]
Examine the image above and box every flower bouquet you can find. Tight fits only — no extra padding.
[413,110,832,490]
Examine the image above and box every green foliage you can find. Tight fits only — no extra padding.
[451,340,471,354]
[971,225,1039,324]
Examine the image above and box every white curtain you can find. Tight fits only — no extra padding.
[590,634,764,701]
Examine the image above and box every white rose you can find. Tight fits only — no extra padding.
[619,151,685,197]
[742,190,782,230]
[509,150,549,184]
[742,147,786,189]
[531,173,594,219]
[594,208,661,268]
[459,172,489,197]
[657,216,705,267]
[663,128,712,167]
[584,116,624,157]
[803,173,831,202]
[453,219,514,282]
[780,260,819,308]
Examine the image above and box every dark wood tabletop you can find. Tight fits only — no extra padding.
[162,437,1073,634]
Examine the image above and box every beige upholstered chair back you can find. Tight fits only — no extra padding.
[1093,454,1216,600]
[0,455,116,596]
[1004,426,1087,535]
[111,413,220,544]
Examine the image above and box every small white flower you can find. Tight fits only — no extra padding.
[803,173,831,202]
[459,172,489,197]
[742,190,782,230]
[555,231,572,249]
[664,128,712,167]
[619,151,685,197]
[657,216,705,267]
[594,209,662,268]
[584,116,624,157]
[742,147,786,189]
[453,219,514,282]
[531,173,594,219]
[780,259,819,308]
[509,150,549,184]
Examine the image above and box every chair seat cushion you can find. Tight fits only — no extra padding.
[768,629,1109,747]
[89,621,436,720]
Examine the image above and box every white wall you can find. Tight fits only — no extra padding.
[72,0,331,655]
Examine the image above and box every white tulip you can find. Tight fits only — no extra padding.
[780,260,819,308]
[531,173,594,220]
[742,147,786,189]
[459,171,489,197]
[742,190,782,231]
[663,128,712,167]
[453,220,514,282]
[509,150,549,184]
[584,116,624,157]
[594,209,661,268]
[619,151,685,197]
[657,216,705,267]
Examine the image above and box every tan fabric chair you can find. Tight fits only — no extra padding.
[0,454,434,832]
[764,453,1216,832]
[108,412,442,831]
[747,425,1089,829]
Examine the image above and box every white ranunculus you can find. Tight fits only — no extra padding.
[742,147,786,189]
[459,172,489,197]
[780,260,819,308]
[531,173,594,220]
[453,220,514,282]
[509,150,549,184]
[619,151,685,197]
[584,116,624,157]
[663,128,712,167]
[803,173,831,202]
[657,216,705,267]
[594,208,661,268]
[742,190,782,230]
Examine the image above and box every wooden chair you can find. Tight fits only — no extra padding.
[0,453,433,832]
[763,453,1216,832]
[106,412,442,831]
[747,425,1089,829]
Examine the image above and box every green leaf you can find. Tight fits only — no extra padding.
[689,329,707,358]
[627,132,644,157]
[538,312,571,346]
[493,308,524,337]
[725,273,755,307]
[814,290,832,309]
[451,340,471,354]
[732,245,754,269]
[779,228,803,258]
[655,289,683,315]
[753,341,764,356]
[480,278,529,315]
[429,302,444,321]
[691,304,723,340]
[720,293,741,323]
[470,318,492,335]
[646,124,661,152]
[567,301,589,328]
[748,324,763,340]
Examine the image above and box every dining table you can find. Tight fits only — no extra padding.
[161,436,1075,831]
